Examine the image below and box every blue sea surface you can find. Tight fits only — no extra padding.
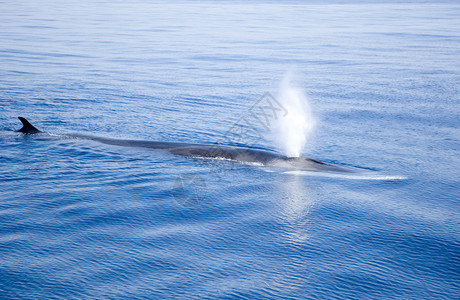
[1,1,459,299]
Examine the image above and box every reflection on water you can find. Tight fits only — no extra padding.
[266,174,316,295]
[276,174,315,245]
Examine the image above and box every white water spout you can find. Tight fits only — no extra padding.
[273,73,316,157]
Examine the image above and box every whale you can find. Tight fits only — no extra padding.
[16,117,351,172]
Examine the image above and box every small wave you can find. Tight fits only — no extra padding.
[280,170,407,180]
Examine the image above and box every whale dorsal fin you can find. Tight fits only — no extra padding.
[17,117,41,134]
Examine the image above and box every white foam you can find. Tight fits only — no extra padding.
[281,170,408,180]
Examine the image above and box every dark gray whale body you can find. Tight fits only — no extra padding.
[16,117,350,172]
[17,117,41,134]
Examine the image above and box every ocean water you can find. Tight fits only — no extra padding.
[1,1,459,299]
